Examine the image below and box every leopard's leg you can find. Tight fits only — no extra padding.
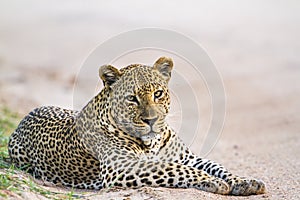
[177,152,266,195]
[102,160,230,195]
[190,158,266,195]
[164,134,266,195]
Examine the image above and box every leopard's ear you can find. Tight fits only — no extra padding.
[153,57,173,81]
[99,65,121,86]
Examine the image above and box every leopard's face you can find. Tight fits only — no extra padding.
[110,66,171,142]
[99,57,173,142]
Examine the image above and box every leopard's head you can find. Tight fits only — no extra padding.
[99,57,173,143]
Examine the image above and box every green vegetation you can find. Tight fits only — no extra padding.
[0,107,20,136]
[0,106,86,199]
[0,106,18,169]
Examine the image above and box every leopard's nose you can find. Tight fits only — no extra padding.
[141,117,158,126]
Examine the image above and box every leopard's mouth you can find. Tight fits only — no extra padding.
[140,131,160,142]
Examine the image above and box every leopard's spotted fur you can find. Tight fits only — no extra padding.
[8,57,266,195]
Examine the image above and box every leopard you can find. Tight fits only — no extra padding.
[8,57,266,195]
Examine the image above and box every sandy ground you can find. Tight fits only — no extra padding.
[0,1,300,199]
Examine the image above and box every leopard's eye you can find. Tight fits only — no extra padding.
[126,95,139,104]
[154,90,163,99]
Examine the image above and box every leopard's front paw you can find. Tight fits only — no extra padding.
[198,178,230,195]
[229,178,266,196]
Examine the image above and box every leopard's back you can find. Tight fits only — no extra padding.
[8,106,102,189]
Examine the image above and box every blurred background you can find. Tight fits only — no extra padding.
[0,0,299,199]
[1,0,299,112]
